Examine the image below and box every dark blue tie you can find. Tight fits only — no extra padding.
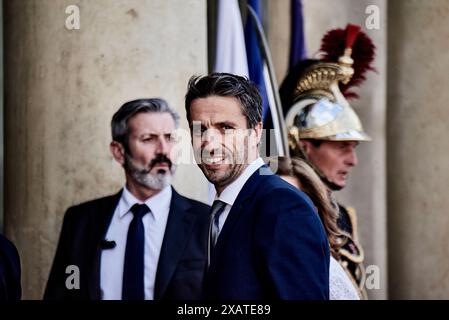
[122,203,150,300]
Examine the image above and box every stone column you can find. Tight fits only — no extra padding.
[387,0,449,299]
[268,0,388,299]
[4,0,207,299]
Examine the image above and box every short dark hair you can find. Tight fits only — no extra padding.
[111,98,179,149]
[184,73,262,129]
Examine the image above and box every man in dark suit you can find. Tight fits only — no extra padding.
[0,234,21,300]
[184,73,330,299]
[44,98,210,300]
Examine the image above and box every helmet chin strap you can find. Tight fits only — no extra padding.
[322,175,344,192]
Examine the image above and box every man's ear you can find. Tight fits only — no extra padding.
[253,122,263,144]
[110,141,126,166]
[300,139,311,155]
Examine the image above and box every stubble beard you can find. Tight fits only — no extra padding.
[199,146,248,192]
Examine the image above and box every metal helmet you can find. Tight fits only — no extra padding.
[280,24,376,155]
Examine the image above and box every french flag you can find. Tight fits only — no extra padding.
[214,0,249,77]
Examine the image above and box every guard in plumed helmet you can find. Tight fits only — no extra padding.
[279,24,376,299]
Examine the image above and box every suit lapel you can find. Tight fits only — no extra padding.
[209,165,270,268]
[154,188,195,300]
[87,190,122,300]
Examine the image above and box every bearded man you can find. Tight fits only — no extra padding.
[44,98,210,300]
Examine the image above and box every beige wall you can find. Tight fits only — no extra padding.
[4,0,208,299]
[268,0,388,299]
[388,0,449,299]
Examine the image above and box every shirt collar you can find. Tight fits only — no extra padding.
[216,157,265,206]
[119,185,172,221]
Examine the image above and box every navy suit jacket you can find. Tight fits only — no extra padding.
[205,166,330,300]
[44,187,210,300]
[0,234,21,300]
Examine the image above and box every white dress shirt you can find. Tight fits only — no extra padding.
[100,185,172,300]
[213,157,265,236]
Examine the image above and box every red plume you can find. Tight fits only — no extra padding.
[345,24,361,49]
[319,24,376,99]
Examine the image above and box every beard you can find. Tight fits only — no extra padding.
[201,162,246,190]
[124,153,176,190]
[197,145,248,191]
